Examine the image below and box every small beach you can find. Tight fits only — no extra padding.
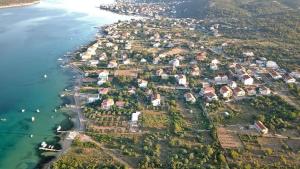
[0,1,40,9]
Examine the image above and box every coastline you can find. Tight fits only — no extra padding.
[39,43,96,169]
[0,1,40,9]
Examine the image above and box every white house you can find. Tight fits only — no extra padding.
[125,42,132,50]
[259,86,271,95]
[241,75,254,85]
[215,74,228,84]
[243,51,254,57]
[170,58,180,67]
[210,63,218,70]
[99,52,107,61]
[131,111,141,123]
[98,70,109,80]
[138,79,148,88]
[266,61,278,69]
[184,93,196,103]
[123,58,131,65]
[229,81,237,89]
[88,60,99,67]
[151,93,161,106]
[87,94,100,103]
[176,75,187,86]
[140,58,147,63]
[153,42,160,48]
[200,86,215,96]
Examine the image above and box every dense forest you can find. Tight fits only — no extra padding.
[0,0,39,6]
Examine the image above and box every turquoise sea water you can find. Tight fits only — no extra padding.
[0,1,130,168]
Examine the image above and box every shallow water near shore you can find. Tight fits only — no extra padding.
[0,0,131,168]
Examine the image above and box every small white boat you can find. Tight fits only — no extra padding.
[44,74,47,78]
[31,116,35,122]
[21,109,25,113]
[36,109,40,113]
[57,58,63,61]
[0,118,7,122]
[30,134,34,138]
[56,125,62,132]
[54,109,57,112]
[41,141,47,148]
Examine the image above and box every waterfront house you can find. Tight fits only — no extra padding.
[219,86,233,98]
[151,93,161,106]
[254,121,268,134]
[101,98,114,110]
[88,60,99,67]
[87,94,100,103]
[138,79,148,88]
[184,92,196,103]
